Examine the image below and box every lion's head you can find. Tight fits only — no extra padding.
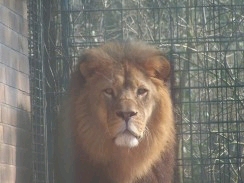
[70,41,173,154]
[64,41,176,182]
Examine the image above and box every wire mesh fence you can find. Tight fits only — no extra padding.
[28,0,244,182]
[28,1,48,182]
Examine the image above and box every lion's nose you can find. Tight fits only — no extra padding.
[116,111,137,122]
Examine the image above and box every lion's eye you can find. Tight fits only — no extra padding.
[137,88,148,96]
[103,88,114,96]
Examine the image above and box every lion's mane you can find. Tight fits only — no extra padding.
[55,41,176,183]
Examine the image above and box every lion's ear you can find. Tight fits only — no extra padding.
[143,56,171,81]
[79,61,98,79]
[79,53,102,78]
[79,51,112,78]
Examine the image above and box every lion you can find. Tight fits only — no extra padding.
[55,41,176,183]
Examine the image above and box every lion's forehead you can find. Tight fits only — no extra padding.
[97,63,149,89]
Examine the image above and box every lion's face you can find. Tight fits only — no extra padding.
[86,64,160,148]
[75,42,171,149]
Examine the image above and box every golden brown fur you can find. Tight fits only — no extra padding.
[55,41,176,183]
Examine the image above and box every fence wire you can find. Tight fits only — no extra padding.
[28,0,244,182]
[28,0,48,182]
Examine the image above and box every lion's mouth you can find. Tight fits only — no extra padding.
[123,129,141,139]
[114,129,141,148]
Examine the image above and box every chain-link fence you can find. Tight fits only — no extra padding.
[28,0,244,182]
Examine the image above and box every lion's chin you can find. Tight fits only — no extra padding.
[114,132,139,148]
